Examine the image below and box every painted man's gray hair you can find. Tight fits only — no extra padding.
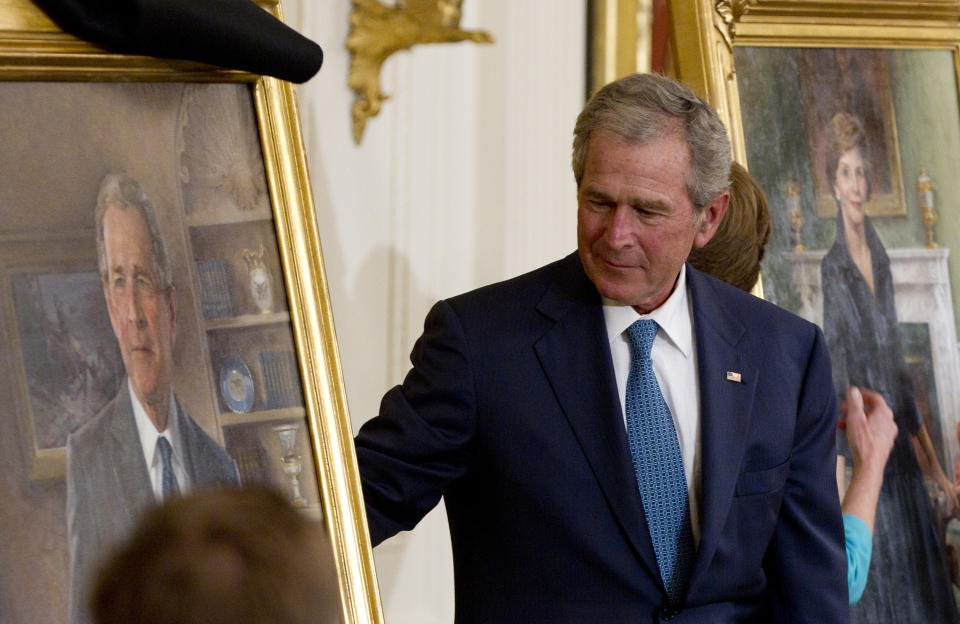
[572,73,732,212]
[94,172,172,290]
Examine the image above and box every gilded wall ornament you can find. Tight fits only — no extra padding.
[714,0,756,44]
[346,0,493,143]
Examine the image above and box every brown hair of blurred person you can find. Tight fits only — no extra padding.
[687,161,771,292]
[92,485,341,624]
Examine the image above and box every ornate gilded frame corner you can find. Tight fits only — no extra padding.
[667,1,755,162]
[0,1,383,622]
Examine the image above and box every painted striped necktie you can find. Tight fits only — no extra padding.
[157,436,180,498]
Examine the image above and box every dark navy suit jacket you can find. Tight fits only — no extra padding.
[356,253,847,623]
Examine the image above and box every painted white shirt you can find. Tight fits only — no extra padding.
[602,264,702,543]
[129,378,189,501]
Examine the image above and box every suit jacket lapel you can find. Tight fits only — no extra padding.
[107,382,155,514]
[175,398,201,486]
[685,268,758,596]
[176,398,226,488]
[533,254,662,582]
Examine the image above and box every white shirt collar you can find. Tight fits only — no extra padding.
[601,264,693,358]
[129,378,181,465]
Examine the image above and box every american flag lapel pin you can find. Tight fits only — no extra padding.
[726,371,742,383]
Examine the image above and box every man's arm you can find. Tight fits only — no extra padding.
[66,437,96,624]
[766,326,849,622]
[354,300,477,545]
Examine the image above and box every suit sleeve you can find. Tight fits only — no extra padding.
[765,325,849,621]
[66,437,96,624]
[354,300,477,545]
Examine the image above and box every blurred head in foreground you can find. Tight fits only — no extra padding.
[92,485,340,624]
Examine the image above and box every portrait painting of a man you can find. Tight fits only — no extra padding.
[0,80,331,624]
[66,172,239,624]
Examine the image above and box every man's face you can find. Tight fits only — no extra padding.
[101,205,176,408]
[577,129,727,312]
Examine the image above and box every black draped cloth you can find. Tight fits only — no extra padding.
[32,0,322,83]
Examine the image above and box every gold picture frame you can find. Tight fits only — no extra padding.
[663,1,960,454]
[588,0,643,96]
[0,2,381,623]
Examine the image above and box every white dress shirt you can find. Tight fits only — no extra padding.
[129,379,189,501]
[602,264,702,542]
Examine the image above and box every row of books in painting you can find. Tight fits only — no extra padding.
[196,258,235,319]
[231,440,269,485]
[259,350,303,410]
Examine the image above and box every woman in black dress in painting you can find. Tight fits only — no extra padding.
[820,111,959,621]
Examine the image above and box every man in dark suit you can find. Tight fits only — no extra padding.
[355,73,847,622]
[66,172,239,624]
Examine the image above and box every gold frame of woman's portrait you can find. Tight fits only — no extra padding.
[587,0,642,97]
[663,0,960,471]
[619,1,960,618]
[0,1,382,623]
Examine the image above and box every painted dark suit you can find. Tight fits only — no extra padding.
[821,216,958,623]
[356,253,847,623]
[66,382,239,624]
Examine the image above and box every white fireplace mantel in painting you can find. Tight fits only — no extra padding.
[783,247,960,473]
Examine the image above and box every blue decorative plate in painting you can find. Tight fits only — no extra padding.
[220,356,254,413]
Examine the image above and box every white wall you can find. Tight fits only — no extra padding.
[284,2,586,621]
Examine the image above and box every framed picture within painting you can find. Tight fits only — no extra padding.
[0,2,381,623]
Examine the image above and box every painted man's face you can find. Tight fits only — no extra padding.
[101,205,176,409]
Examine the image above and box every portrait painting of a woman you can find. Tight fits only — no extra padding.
[821,111,959,621]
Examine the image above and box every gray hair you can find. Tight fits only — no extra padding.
[94,172,172,290]
[572,73,732,212]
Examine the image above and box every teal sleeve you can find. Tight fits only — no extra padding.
[844,513,872,604]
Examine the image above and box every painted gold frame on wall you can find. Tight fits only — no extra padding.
[0,1,382,622]
[666,0,960,450]
[588,0,643,96]
[666,4,960,601]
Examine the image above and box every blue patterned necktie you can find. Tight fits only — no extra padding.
[157,436,180,498]
[625,319,694,602]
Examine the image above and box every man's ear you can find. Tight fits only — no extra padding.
[693,190,729,248]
